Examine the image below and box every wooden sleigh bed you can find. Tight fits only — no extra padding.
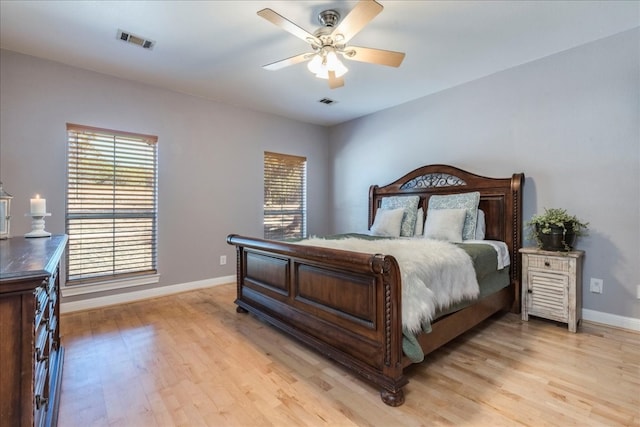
[227,164,524,406]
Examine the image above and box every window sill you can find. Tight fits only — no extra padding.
[61,274,160,297]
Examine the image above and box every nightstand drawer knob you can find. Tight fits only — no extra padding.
[544,261,550,267]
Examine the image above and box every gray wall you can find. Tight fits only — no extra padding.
[2,28,638,319]
[0,49,330,301]
[328,28,640,319]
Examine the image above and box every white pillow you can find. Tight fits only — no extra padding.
[423,208,466,242]
[370,208,405,237]
[427,192,480,240]
[380,196,420,237]
[475,209,486,240]
[414,207,424,236]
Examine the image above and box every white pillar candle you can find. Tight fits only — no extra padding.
[30,194,46,215]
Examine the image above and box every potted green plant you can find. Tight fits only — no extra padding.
[526,208,589,251]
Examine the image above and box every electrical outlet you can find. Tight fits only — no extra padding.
[589,278,603,294]
[220,255,227,265]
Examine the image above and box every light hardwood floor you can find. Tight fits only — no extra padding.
[59,284,639,427]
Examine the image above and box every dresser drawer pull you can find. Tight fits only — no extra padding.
[35,395,49,410]
[544,261,550,267]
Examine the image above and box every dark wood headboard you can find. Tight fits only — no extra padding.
[369,164,524,292]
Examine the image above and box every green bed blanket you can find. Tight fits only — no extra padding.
[304,233,510,363]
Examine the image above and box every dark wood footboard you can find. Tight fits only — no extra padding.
[227,234,408,405]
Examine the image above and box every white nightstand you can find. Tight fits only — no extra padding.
[520,247,585,332]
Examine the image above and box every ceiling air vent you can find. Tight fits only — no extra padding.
[318,98,337,105]
[117,29,155,50]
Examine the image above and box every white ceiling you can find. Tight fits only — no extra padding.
[1,1,638,126]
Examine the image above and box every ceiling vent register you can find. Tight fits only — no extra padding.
[318,98,337,105]
[117,29,155,49]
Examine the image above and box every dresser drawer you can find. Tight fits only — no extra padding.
[35,320,50,362]
[527,254,570,272]
[34,286,49,329]
[47,268,58,294]
[34,360,49,409]
[49,315,59,351]
[49,285,57,308]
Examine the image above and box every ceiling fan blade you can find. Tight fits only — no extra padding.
[328,71,344,89]
[257,8,320,46]
[343,46,405,67]
[263,53,313,71]
[331,0,383,44]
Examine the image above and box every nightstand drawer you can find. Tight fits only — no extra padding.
[527,254,570,272]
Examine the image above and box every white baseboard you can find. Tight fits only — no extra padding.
[582,309,640,332]
[61,275,236,314]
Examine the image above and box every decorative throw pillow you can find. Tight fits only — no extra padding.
[427,191,480,240]
[380,195,420,237]
[475,209,486,240]
[370,208,405,237]
[414,207,424,236]
[423,208,466,242]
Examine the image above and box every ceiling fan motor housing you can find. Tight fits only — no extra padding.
[313,10,344,51]
[318,10,340,27]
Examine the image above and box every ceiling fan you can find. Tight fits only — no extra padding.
[257,0,406,89]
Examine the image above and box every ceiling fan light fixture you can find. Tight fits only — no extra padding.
[307,50,348,80]
[307,54,324,74]
[325,50,342,70]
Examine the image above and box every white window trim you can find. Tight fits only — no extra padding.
[65,123,158,285]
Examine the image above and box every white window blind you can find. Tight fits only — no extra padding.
[66,123,158,284]
[264,152,307,240]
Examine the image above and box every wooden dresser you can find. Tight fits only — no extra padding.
[0,235,67,427]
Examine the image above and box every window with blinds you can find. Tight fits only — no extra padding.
[66,124,158,284]
[264,152,307,240]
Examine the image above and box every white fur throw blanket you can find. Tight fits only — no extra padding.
[297,237,480,334]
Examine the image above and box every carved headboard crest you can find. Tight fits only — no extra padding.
[400,173,466,190]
